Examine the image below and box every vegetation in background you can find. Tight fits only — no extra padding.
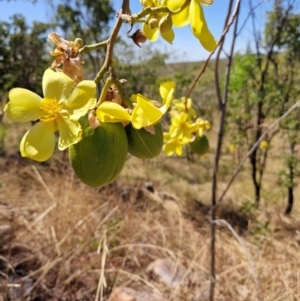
[227,0,299,208]
[1,0,300,301]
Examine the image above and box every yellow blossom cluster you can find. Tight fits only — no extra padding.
[97,81,175,130]
[4,33,175,163]
[3,0,217,187]
[140,0,217,51]
[163,97,211,156]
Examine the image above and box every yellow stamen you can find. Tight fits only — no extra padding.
[39,98,62,122]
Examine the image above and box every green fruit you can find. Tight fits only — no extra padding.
[69,115,128,188]
[190,135,209,156]
[125,123,163,159]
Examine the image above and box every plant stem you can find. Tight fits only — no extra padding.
[111,78,133,108]
[209,0,239,300]
[97,77,113,106]
[93,1,128,84]
[79,40,108,55]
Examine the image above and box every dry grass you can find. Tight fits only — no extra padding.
[0,147,299,301]
[0,121,300,300]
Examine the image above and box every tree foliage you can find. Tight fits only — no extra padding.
[54,0,115,84]
[54,0,114,43]
[227,0,300,212]
[0,15,52,98]
[264,0,300,213]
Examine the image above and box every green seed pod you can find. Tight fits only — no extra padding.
[125,123,163,159]
[190,135,209,156]
[69,115,128,188]
[159,14,173,33]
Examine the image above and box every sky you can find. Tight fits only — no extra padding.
[0,0,276,62]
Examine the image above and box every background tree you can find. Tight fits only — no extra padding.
[53,0,114,94]
[227,0,296,206]
[113,41,169,99]
[0,15,53,156]
[0,15,52,98]
[265,3,300,214]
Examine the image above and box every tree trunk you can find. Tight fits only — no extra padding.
[249,149,260,205]
[285,141,295,215]
[285,186,294,215]
[254,181,261,205]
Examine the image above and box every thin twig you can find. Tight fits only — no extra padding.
[93,2,126,84]
[214,0,234,108]
[209,1,241,300]
[185,0,242,99]
[79,40,108,55]
[216,99,300,206]
[236,0,270,36]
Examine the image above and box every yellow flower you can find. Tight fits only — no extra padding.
[163,94,211,156]
[4,69,96,162]
[193,118,211,137]
[97,81,175,129]
[229,143,236,153]
[259,140,269,150]
[163,132,190,156]
[141,0,175,44]
[170,97,197,118]
[167,0,217,51]
[168,112,191,138]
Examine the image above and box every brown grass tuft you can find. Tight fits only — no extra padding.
[0,138,300,300]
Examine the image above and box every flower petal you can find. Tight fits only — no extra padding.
[57,115,82,150]
[161,28,175,44]
[64,80,96,111]
[5,88,42,122]
[163,140,183,156]
[20,122,56,162]
[159,81,176,103]
[163,143,175,156]
[175,143,183,156]
[131,94,162,129]
[168,0,190,27]
[72,97,97,120]
[159,82,175,114]
[189,0,217,52]
[167,0,186,11]
[42,69,74,101]
[97,101,131,123]
[142,23,159,42]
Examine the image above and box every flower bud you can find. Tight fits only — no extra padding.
[140,0,154,7]
[159,14,173,33]
[148,18,159,29]
[74,38,83,47]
